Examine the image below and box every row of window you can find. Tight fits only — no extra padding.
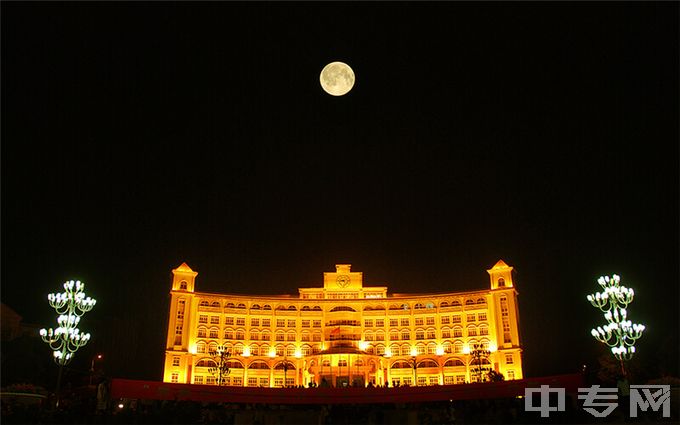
[192,299,490,312]
[197,313,489,327]
[196,325,490,341]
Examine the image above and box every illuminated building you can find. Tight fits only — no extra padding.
[163,261,523,387]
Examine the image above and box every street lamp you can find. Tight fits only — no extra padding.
[587,274,645,376]
[89,354,103,386]
[207,344,231,386]
[469,343,491,383]
[39,280,96,408]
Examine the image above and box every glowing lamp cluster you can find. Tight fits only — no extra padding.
[40,280,96,365]
[587,274,644,361]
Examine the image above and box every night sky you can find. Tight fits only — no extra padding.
[2,3,678,381]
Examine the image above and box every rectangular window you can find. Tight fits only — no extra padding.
[210,316,220,324]
[444,376,455,385]
[466,314,476,322]
[507,370,515,380]
[478,312,487,321]
[194,376,204,384]
[455,375,465,385]
[426,329,436,339]
[417,377,427,386]
[287,320,296,328]
[259,377,269,387]
[274,378,284,388]
[262,319,271,327]
[236,317,246,326]
[285,378,295,387]
[248,377,258,387]
[505,353,514,364]
[441,316,450,324]
[251,318,260,327]
[199,315,208,324]
[225,317,234,325]
[171,373,179,383]
[442,329,451,338]
[276,333,285,341]
[313,320,321,328]
[277,319,285,328]
[452,315,461,324]
[415,318,424,326]
[312,333,321,341]
[287,333,295,341]
[301,320,310,328]
[232,377,243,386]
[364,319,373,327]
[206,376,216,385]
[400,318,409,327]
[453,328,462,337]
[172,356,180,366]
[375,319,384,327]
[402,377,412,386]
[301,333,310,341]
[389,319,398,327]
[338,359,347,367]
[426,317,435,326]
[428,376,438,386]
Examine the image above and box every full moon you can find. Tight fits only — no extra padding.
[320,62,355,96]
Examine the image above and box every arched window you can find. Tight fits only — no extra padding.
[376,330,385,341]
[199,300,209,307]
[426,328,436,339]
[263,305,272,310]
[236,303,246,309]
[427,342,437,354]
[301,344,312,356]
[224,329,234,339]
[301,306,311,311]
[440,301,449,308]
[197,327,207,338]
[401,303,410,310]
[467,326,477,337]
[453,341,464,354]
[250,330,260,340]
[416,343,426,354]
[453,327,463,338]
[465,299,475,306]
[196,358,216,368]
[354,358,364,366]
[233,343,244,355]
[443,358,465,367]
[249,360,270,370]
[251,304,261,310]
[498,278,505,287]
[330,306,356,312]
[211,301,220,308]
[417,359,438,368]
[415,329,425,340]
[197,341,206,353]
[226,302,235,308]
[443,341,452,353]
[249,344,259,356]
[376,344,385,355]
[390,330,399,341]
[322,359,331,367]
[261,330,271,341]
[312,306,322,311]
[390,360,411,369]
[476,298,486,305]
[479,324,489,336]
[401,329,410,340]
[400,344,411,355]
[235,329,245,340]
[179,281,188,290]
[288,305,297,311]
[286,345,295,356]
[275,361,295,370]
[414,303,425,310]
[209,327,219,338]
[286,331,296,341]
[451,300,462,307]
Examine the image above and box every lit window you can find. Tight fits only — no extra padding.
[313,320,321,328]
[507,370,515,380]
[210,316,220,325]
[426,329,436,339]
[225,317,234,325]
[179,281,187,290]
[426,317,435,325]
[376,319,384,327]
[209,328,218,338]
[400,318,410,327]
[376,331,385,341]
[415,318,424,326]
[338,359,347,367]
[401,330,410,340]
[248,377,258,387]
[236,318,245,326]
[262,319,271,327]
[287,320,296,328]
[453,327,462,338]
[301,320,310,328]
[441,316,450,324]
[478,312,487,321]
[172,356,180,366]
[452,315,461,324]
[277,319,285,328]
[498,278,505,287]
[194,376,203,384]
[467,314,476,322]
[505,353,514,364]
[197,328,207,338]
[467,327,477,337]
[364,319,373,327]
[389,319,398,327]
[251,318,260,327]
[415,330,424,340]
[199,315,208,324]
[171,373,179,383]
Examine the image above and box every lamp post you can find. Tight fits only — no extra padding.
[587,274,645,377]
[207,344,231,386]
[283,355,289,387]
[469,343,491,383]
[410,356,417,386]
[89,354,103,386]
[39,280,96,408]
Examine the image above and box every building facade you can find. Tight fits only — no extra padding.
[163,261,523,387]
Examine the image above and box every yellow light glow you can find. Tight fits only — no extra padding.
[463,346,470,355]
[243,346,251,357]
[488,342,497,352]
[410,347,418,357]
[436,346,445,356]
[295,349,302,358]
[268,348,276,358]
[358,341,369,351]
[189,345,197,355]
[384,348,392,357]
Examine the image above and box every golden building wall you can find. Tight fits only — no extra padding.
[163,261,524,387]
